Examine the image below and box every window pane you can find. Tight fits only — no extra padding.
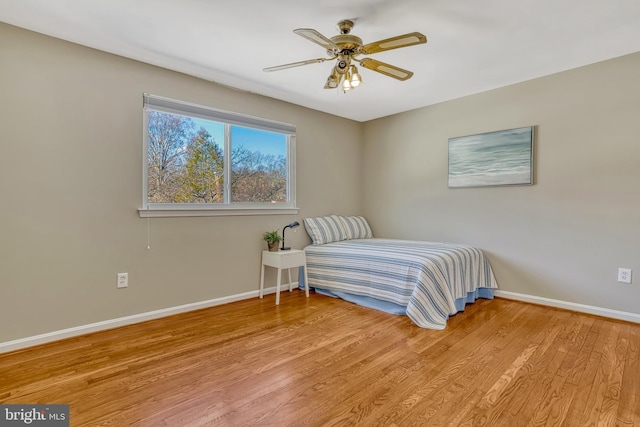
[147,110,225,203]
[143,94,296,213]
[230,126,287,203]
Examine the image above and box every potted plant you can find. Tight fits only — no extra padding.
[262,230,281,252]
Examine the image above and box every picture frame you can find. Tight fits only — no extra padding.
[448,126,534,188]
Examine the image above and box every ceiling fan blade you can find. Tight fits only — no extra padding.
[294,28,340,52]
[263,57,333,72]
[358,58,414,81]
[360,32,427,55]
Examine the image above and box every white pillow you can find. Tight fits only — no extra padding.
[303,215,349,245]
[339,215,373,239]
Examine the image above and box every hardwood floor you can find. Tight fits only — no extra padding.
[1,291,638,426]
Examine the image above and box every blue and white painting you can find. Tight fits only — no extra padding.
[448,126,533,188]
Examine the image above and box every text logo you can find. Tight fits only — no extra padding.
[0,405,69,426]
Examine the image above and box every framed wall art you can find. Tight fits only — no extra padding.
[448,126,534,188]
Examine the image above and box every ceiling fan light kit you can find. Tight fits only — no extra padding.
[264,19,427,93]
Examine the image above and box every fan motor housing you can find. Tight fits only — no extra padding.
[328,34,363,56]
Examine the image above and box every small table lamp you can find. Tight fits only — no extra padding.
[281,221,300,250]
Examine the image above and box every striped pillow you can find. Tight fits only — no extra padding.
[339,216,373,240]
[303,215,349,245]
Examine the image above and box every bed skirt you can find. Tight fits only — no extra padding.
[299,267,494,317]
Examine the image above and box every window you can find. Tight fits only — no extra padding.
[140,94,297,217]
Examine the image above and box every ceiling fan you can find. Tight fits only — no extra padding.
[263,19,427,92]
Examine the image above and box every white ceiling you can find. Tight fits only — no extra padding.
[2,0,640,122]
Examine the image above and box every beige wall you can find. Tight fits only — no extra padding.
[362,52,640,314]
[0,23,362,342]
[2,20,639,344]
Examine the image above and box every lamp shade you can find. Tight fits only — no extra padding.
[350,66,362,87]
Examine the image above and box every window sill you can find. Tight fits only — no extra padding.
[138,206,299,218]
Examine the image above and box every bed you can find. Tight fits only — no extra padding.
[301,215,499,330]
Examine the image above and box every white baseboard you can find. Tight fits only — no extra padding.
[3,287,636,354]
[0,284,296,354]
[495,290,640,324]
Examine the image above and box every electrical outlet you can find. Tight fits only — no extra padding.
[117,273,128,288]
[617,268,632,284]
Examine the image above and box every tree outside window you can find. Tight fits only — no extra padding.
[146,110,290,207]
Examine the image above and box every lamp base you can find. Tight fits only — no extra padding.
[280,247,292,251]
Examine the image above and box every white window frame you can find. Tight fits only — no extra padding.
[139,94,297,218]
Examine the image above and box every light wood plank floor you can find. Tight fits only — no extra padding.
[1,291,638,426]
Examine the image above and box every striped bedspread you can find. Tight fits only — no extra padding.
[304,238,498,330]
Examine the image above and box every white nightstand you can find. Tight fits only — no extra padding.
[259,249,309,305]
